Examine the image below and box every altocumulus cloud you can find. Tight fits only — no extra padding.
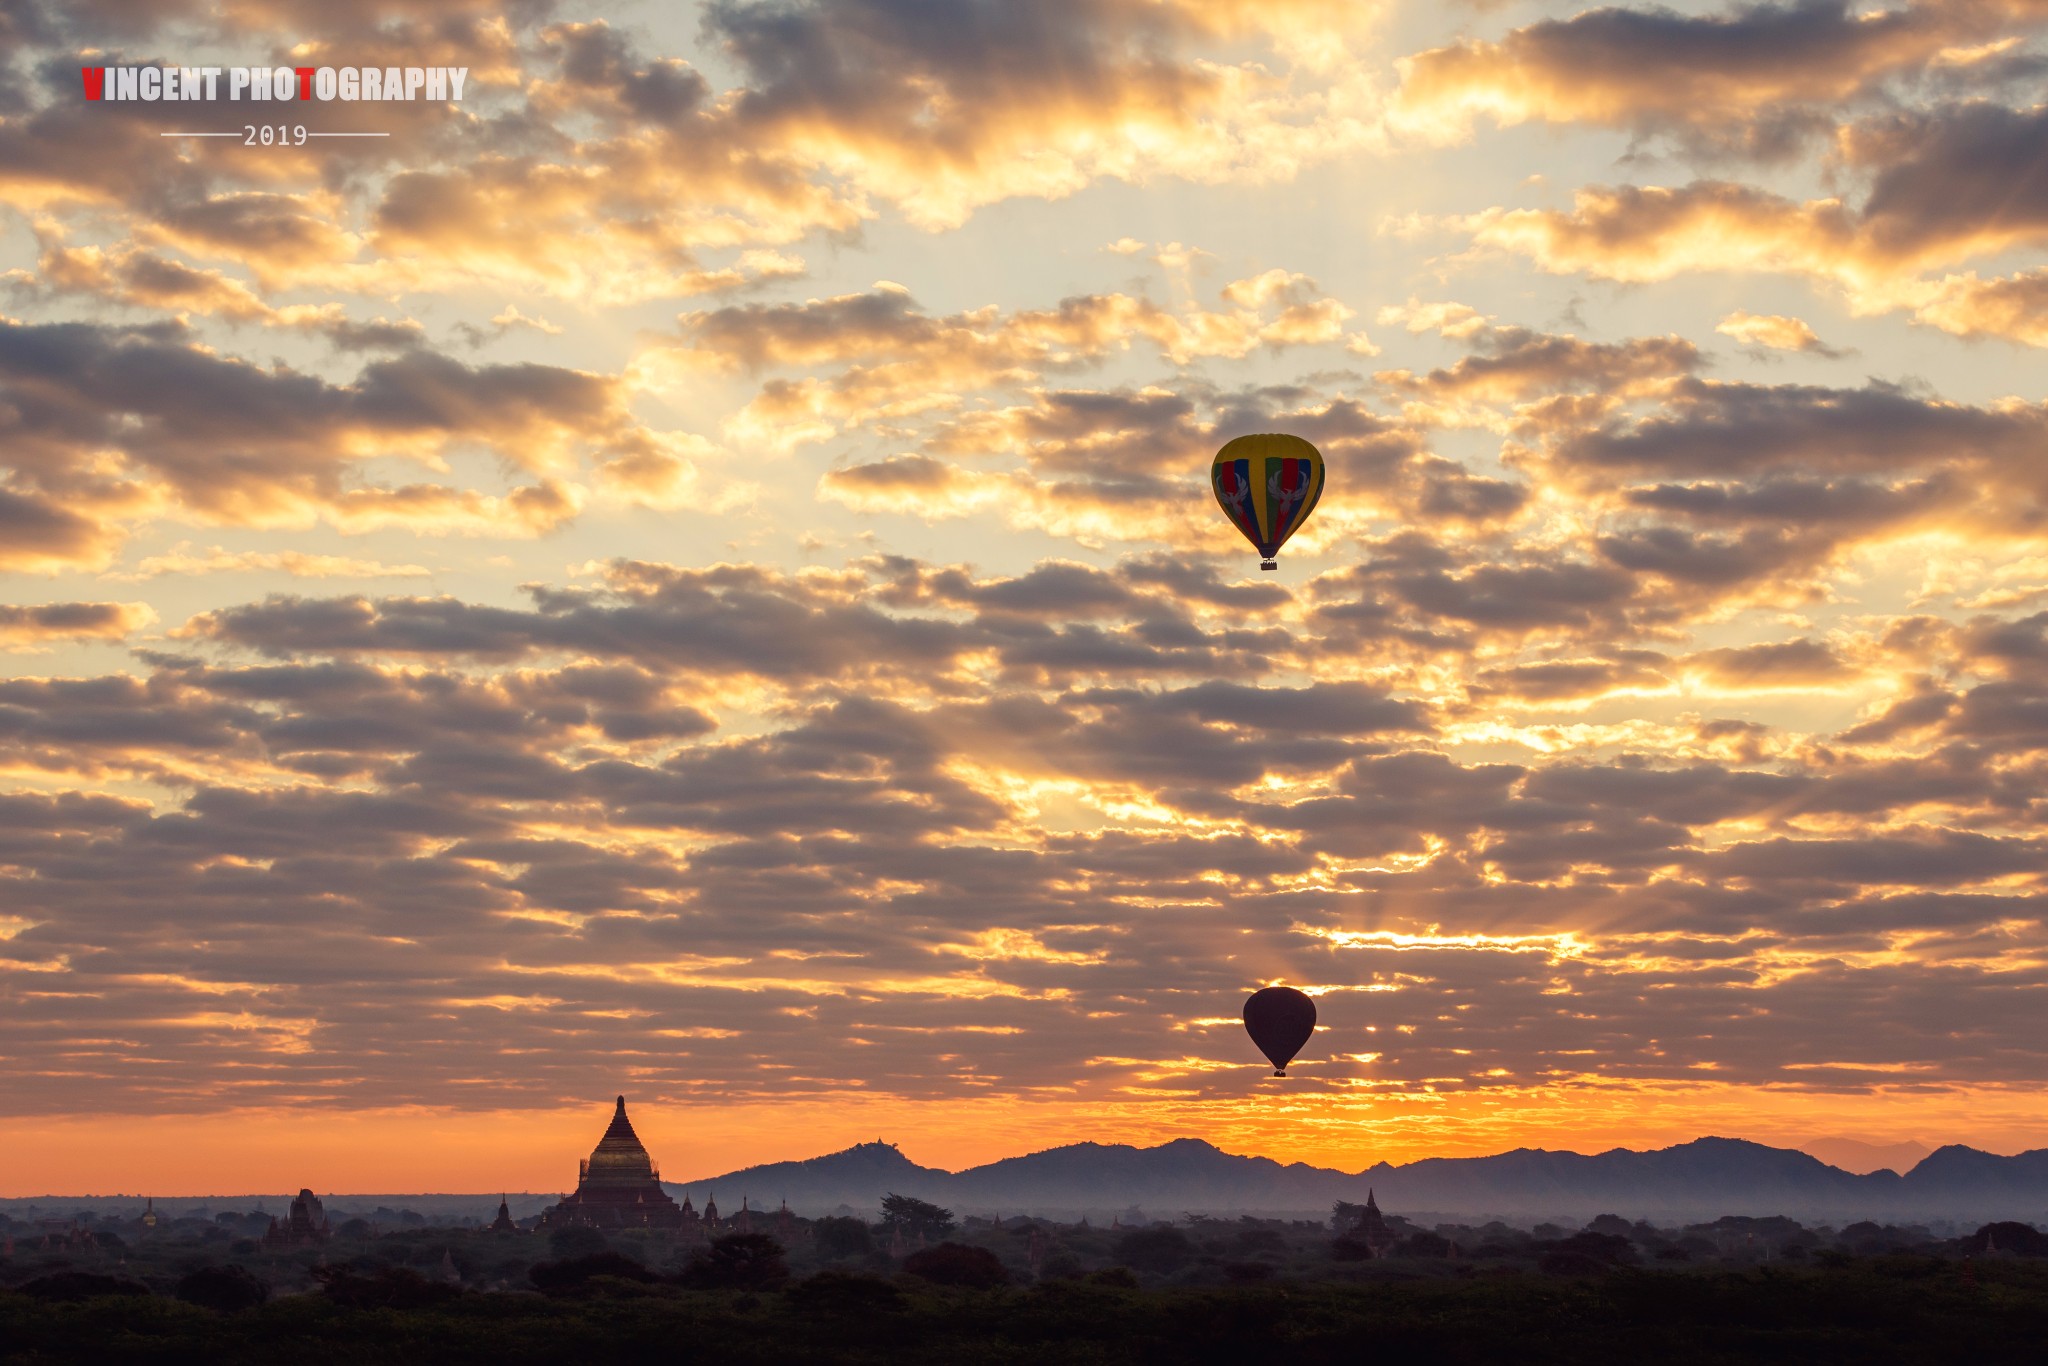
[2,0,2047,1166]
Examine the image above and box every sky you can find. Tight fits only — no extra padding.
[2,0,2046,1196]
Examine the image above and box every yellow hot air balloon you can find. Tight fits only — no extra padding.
[1211,433,1325,570]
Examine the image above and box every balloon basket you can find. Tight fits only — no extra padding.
[1260,559,1277,571]
[1272,1067,1286,1077]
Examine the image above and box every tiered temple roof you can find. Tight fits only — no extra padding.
[264,1189,330,1247]
[536,1096,687,1229]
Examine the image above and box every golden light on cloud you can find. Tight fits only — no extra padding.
[935,929,1111,965]
[108,546,434,581]
[1,0,2046,1198]
[1299,927,1592,959]
[0,601,156,644]
[1716,310,1837,354]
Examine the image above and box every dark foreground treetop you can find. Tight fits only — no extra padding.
[4,1258,2047,1365]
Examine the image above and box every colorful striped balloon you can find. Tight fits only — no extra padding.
[1210,433,1325,571]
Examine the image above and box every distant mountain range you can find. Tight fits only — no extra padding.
[1795,1137,1933,1175]
[667,1136,2048,1223]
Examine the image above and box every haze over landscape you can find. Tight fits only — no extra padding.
[4,0,2048,1201]
[10,1130,2043,1224]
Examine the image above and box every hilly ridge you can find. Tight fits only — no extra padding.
[669,1135,2048,1222]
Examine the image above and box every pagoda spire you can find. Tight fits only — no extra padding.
[603,1095,639,1143]
[1359,1186,1392,1258]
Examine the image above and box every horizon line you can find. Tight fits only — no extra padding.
[0,1131,2015,1201]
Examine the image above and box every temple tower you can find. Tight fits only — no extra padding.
[1360,1188,1393,1258]
[537,1096,686,1229]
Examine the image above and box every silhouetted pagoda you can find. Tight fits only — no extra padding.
[1359,1188,1393,1258]
[536,1096,686,1229]
[263,1189,330,1247]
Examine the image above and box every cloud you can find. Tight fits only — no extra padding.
[1911,268,2048,345]
[367,155,839,302]
[13,233,431,351]
[3,21,794,306]
[146,193,365,285]
[1545,378,2048,486]
[650,281,1367,453]
[0,600,155,645]
[1378,297,1491,340]
[0,544,2045,1125]
[1469,652,1673,706]
[1392,0,2006,157]
[1452,101,2048,344]
[812,380,1522,555]
[0,318,705,567]
[1376,325,1700,407]
[179,556,1323,691]
[1460,180,1863,286]
[702,0,1389,229]
[0,5,1392,312]
[1682,638,1858,691]
[0,485,124,573]
[103,546,434,582]
[1462,375,2048,608]
[1716,310,1846,355]
[676,278,1361,376]
[1843,100,2048,263]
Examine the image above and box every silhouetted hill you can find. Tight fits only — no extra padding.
[1902,1145,2048,1203]
[950,1137,1348,1209]
[671,1136,2048,1222]
[1359,1137,1898,1218]
[1798,1137,1932,1174]
[663,1141,954,1210]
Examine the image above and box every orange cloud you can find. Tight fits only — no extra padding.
[0,601,155,645]
[1451,101,2048,343]
[1394,0,1987,151]
[0,318,722,567]
[652,280,1366,452]
[1912,269,2048,345]
[1716,310,1844,354]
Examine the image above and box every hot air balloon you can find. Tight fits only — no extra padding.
[1211,433,1325,570]
[1242,986,1317,1076]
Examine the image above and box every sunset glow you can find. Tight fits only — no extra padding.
[3,0,2046,1196]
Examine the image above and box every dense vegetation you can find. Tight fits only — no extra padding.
[3,1258,2046,1364]
[4,1202,2043,1363]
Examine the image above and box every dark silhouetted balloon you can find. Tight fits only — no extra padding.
[1211,433,1325,571]
[1242,986,1317,1076]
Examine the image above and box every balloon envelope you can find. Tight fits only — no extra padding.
[1211,433,1325,570]
[1242,986,1317,1076]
